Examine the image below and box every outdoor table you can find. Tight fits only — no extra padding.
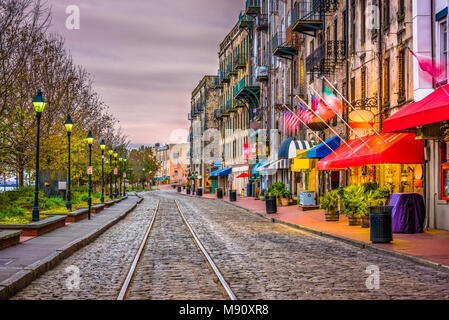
[389,193,425,233]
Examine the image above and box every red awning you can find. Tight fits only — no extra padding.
[317,133,424,171]
[383,84,449,132]
[236,173,252,178]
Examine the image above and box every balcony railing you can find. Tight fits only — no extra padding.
[233,76,258,97]
[234,54,247,70]
[245,0,260,14]
[291,1,339,36]
[256,14,268,31]
[272,33,299,57]
[305,40,346,75]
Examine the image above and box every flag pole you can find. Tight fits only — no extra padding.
[322,76,388,144]
[281,104,339,156]
[305,86,372,149]
[295,95,355,152]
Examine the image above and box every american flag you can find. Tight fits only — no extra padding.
[298,104,314,124]
[284,111,300,131]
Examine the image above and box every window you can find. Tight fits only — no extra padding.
[361,0,366,45]
[361,68,366,103]
[383,0,390,27]
[383,58,390,105]
[398,0,405,17]
[351,0,356,53]
[293,58,298,88]
[350,77,356,104]
[398,48,406,101]
[343,9,348,56]
[440,20,448,83]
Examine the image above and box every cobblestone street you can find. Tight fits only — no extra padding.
[11,191,449,300]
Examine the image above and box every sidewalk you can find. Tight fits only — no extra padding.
[196,192,449,269]
[0,195,142,299]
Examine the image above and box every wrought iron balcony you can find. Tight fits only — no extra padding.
[233,76,260,110]
[238,11,253,30]
[305,40,346,75]
[256,14,268,31]
[214,74,223,89]
[245,0,260,15]
[272,33,299,58]
[291,1,339,36]
[234,54,247,70]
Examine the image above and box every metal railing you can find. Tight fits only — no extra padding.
[256,13,268,30]
[305,40,346,75]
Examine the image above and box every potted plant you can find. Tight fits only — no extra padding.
[268,182,285,206]
[320,190,339,221]
[280,189,291,206]
[342,185,365,226]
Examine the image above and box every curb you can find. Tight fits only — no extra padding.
[178,192,449,273]
[0,196,143,300]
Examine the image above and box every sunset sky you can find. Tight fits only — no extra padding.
[47,0,243,146]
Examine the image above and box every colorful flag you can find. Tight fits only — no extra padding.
[311,94,319,111]
[321,87,343,119]
[408,46,444,80]
[284,111,300,130]
[298,104,314,124]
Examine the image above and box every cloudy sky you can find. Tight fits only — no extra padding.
[47,0,243,146]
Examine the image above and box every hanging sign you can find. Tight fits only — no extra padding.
[87,166,93,175]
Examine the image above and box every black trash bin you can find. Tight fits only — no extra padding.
[369,206,393,243]
[186,188,191,195]
[217,188,223,199]
[246,183,252,197]
[177,186,181,193]
[266,195,277,214]
[229,190,237,202]
[197,188,203,197]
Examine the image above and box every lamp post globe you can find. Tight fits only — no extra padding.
[87,131,93,220]
[100,139,106,203]
[64,115,74,211]
[32,90,46,222]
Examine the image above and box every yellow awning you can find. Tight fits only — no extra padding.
[292,158,315,172]
[296,148,312,159]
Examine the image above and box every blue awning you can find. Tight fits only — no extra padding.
[210,168,232,177]
[252,161,267,174]
[278,137,314,159]
[307,136,341,159]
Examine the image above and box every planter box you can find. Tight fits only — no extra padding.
[325,211,339,222]
[0,230,22,250]
[348,216,362,226]
[0,216,67,236]
[92,204,105,214]
[46,209,88,223]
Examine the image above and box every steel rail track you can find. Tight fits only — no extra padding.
[117,200,160,300]
[117,199,237,300]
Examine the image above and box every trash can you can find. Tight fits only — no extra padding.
[266,195,277,214]
[186,188,190,195]
[229,190,237,202]
[177,186,181,193]
[197,188,203,197]
[217,188,223,199]
[369,206,393,243]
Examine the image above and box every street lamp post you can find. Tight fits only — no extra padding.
[100,140,106,203]
[142,168,145,190]
[108,149,113,199]
[87,131,94,220]
[119,156,123,197]
[114,150,118,198]
[64,115,73,211]
[123,158,127,196]
[32,90,46,222]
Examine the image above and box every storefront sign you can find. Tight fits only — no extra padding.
[256,66,268,78]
